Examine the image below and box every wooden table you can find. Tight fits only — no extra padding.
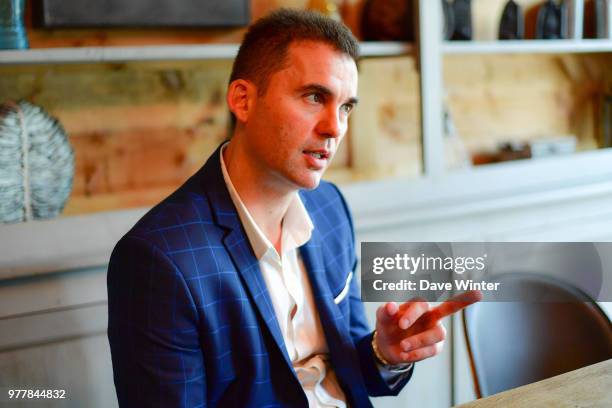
[455,359,612,408]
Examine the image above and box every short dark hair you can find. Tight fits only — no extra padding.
[227,8,360,129]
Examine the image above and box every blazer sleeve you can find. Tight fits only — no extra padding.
[107,235,206,407]
[331,184,414,397]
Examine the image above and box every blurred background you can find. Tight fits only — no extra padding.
[1,0,611,407]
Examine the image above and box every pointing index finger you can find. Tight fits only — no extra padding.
[416,290,482,330]
[431,290,482,320]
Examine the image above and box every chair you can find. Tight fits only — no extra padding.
[462,273,612,398]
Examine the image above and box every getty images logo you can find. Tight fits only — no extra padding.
[371,253,488,275]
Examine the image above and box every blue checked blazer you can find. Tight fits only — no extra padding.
[107,144,413,407]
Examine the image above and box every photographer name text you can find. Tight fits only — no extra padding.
[372,279,500,292]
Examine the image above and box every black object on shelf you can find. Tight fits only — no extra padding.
[499,0,524,40]
[451,0,473,41]
[32,0,250,28]
[536,0,567,39]
[442,0,455,40]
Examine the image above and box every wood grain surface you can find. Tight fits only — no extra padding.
[2,0,609,216]
[456,358,612,408]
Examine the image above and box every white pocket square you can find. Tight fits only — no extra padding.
[334,272,353,304]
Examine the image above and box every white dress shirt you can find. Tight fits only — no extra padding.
[220,145,347,407]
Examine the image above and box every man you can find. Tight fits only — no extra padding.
[107,9,480,407]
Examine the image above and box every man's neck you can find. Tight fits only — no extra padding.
[223,139,295,254]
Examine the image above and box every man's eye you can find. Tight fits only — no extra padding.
[306,93,323,104]
[341,104,354,114]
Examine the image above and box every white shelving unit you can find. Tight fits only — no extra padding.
[411,5,612,406]
[418,0,612,180]
[443,39,612,55]
[0,44,241,64]
[360,41,414,57]
[0,41,413,65]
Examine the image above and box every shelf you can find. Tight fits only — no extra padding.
[0,41,413,65]
[0,44,240,65]
[360,42,414,57]
[443,39,612,55]
[0,207,146,280]
[345,148,612,232]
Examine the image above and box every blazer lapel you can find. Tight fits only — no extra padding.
[300,202,371,406]
[300,234,346,338]
[200,146,294,371]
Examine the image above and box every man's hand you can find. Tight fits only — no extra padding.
[374,291,483,365]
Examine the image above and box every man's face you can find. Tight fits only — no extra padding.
[243,41,358,191]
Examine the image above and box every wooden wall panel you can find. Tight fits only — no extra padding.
[4,0,379,215]
[0,53,424,214]
[0,61,232,214]
[1,1,609,215]
[3,53,608,214]
[443,53,612,154]
[349,56,422,181]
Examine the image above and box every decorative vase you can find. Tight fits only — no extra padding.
[0,0,28,49]
[0,101,74,223]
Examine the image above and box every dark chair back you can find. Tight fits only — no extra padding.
[463,273,612,398]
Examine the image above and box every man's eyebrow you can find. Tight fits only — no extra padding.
[298,84,359,105]
[345,96,359,106]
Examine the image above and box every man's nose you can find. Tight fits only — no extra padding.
[316,106,344,139]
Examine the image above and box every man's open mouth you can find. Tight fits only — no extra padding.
[304,150,330,160]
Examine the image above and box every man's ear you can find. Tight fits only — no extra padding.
[227,79,256,124]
